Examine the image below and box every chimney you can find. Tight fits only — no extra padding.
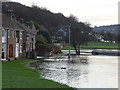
[7,9,14,20]
[26,22,32,29]
[20,19,24,24]
[12,14,17,22]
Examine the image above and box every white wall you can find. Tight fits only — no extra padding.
[16,43,19,58]
[2,29,7,43]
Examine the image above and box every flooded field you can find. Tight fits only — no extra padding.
[30,50,118,88]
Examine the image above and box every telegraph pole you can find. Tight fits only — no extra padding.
[68,25,71,59]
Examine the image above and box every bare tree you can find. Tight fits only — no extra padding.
[68,15,92,55]
[71,27,91,55]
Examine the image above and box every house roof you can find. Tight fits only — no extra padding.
[1,13,36,35]
[1,14,23,31]
[17,22,36,35]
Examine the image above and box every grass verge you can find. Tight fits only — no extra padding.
[62,42,119,50]
[2,59,73,89]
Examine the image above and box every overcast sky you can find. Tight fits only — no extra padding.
[9,0,119,27]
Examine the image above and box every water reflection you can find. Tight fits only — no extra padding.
[29,51,118,88]
[39,56,89,88]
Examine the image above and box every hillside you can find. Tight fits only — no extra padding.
[92,24,119,34]
[2,2,92,37]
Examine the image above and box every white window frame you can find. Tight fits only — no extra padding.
[20,31,22,39]
[12,31,15,38]
[20,45,22,53]
[8,30,10,38]
[2,30,4,37]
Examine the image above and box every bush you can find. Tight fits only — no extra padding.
[24,51,36,59]
[30,51,36,59]
[52,45,61,54]
[35,44,61,56]
[36,44,52,52]
[25,52,29,58]
[36,35,47,45]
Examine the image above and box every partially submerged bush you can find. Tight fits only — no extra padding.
[35,44,61,56]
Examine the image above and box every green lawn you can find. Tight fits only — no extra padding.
[2,59,73,89]
[62,42,119,50]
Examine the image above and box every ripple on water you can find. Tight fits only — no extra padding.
[31,51,118,88]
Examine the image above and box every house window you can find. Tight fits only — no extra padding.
[16,31,19,43]
[8,30,10,38]
[32,38,34,41]
[27,37,29,41]
[2,30,4,37]
[20,31,22,39]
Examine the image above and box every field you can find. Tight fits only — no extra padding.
[2,59,73,89]
[62,42,119,50]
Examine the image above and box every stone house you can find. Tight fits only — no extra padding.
[0,14,37,61]
[17,22,37,54]
[0,14,24,61]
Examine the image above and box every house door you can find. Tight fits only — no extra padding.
[2,52,5,59]
[2,44,6,60]
[9,45,13,58]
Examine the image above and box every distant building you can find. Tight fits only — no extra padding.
[92,24,119,34]
[55,29,67,42]
[94,34,104,42]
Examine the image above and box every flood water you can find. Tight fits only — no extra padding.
[30,50,118,88]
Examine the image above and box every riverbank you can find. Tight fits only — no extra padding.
[62,42,119,50]
[2,59,73,89]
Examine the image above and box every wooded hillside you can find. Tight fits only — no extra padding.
[2,2,92,35]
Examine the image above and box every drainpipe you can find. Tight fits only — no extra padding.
[29,34,31,58]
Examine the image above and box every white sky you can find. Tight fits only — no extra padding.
[10,0,119,27]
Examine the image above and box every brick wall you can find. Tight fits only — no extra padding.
[7,30,16,59]
[7,30,23,59]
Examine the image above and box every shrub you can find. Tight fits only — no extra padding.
[24,51,36,59]
[30,51,36,59]
[35,44,61,56]
[25,52,29,58]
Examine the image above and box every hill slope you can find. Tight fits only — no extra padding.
[2,2,91,35]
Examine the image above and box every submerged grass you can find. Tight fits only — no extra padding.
[52,52,66,56]
[2,59,73,89]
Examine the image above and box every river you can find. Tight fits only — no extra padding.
[30,50,118,88]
